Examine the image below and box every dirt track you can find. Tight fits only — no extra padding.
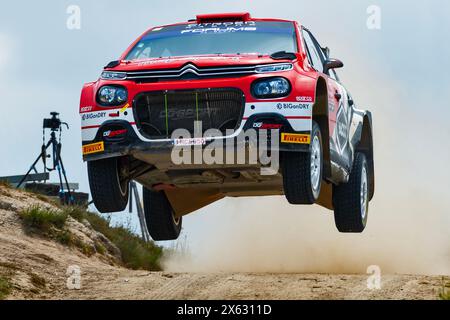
[0,186,445,300]
[55,269,443,300]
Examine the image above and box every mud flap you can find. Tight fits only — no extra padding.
[316,181,334,210]
[164,188,224,217]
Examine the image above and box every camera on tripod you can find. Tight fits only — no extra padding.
[17,112,73,204]
[43,112,62,131]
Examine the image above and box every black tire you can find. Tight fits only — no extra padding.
[333,152,369,233]
[282,121,323,204]
[87,157,129,213]
[143,187,182,241]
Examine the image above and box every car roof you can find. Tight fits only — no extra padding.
[147,13,297,32]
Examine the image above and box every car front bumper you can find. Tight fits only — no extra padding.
[82,114,311,163]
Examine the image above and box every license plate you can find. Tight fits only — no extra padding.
[173,138,207,147]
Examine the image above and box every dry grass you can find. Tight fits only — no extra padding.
[0,263,16,300]
[0,276,12,300]
[0,180,12,188]
[439,278,450,300]
[30,273,46,289]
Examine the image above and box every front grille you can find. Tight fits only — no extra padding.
[126,64,257,83]
[134,88,245,139]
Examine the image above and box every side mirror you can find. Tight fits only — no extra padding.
[322,47,330,59]
[323,58,344,74]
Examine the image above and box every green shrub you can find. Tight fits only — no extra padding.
[20,206,67,233]
[77,211,163,271]
[62,206,86,222]
[440,278,450,300]
[0,276,12,300]
[55,230,74,246]
[94,242,106,255]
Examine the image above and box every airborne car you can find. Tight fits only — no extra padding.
[80,13,375,241]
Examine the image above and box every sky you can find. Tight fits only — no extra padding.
[0,1,449,274]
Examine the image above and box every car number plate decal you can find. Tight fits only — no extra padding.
[82,142,105,155]
[281,133,310,144]
[174,138,207,147]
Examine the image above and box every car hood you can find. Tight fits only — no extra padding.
[108,54,292,71]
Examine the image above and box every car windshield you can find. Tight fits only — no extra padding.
[125,21,297,60]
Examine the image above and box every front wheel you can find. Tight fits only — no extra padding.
[88,157,129,213]
[142,187,182,241]
[333,152,369,233]
[282,121,323,205]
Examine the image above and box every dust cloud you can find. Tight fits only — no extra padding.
[163,60,450,276]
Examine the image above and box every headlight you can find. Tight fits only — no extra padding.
[101,71,127,80]
[251,77,291,99]
[97,86,128,106]
[255,63,293,73]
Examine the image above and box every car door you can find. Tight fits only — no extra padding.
[325,67,353,172]
[302,28,353,172]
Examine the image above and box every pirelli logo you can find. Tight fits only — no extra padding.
[281,133,311,144]
[82,142,104,155]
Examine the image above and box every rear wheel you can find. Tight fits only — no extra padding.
[142,187,182,241]
[333,152,369,233]
[282,121,323,204]
[87,157,129,213]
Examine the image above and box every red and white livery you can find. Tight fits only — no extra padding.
[80,13,375,241]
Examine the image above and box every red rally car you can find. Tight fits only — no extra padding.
[80,13,375,241]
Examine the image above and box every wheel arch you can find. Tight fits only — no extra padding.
[355,112,375,200]
[312,76,331,179]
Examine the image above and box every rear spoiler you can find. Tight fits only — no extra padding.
[195,12,251,24]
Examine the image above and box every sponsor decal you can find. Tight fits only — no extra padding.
[296,96,314,103]
[182,21,257,34]
[82,141,104,155]
[181,27,257,34]
[333,84,351,155]
[103,129,127,138]
[281,133,310,144]
[81,112,107,121]
[336,105,349,154]
[276,103,310,110]
[137,56,241,66]
[253,122,283,130]
[186,21,256,28]
[80,106,93,113]
[159,108,220,120]
[174,137,207,147]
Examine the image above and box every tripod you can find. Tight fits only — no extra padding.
[17,114,73,204]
